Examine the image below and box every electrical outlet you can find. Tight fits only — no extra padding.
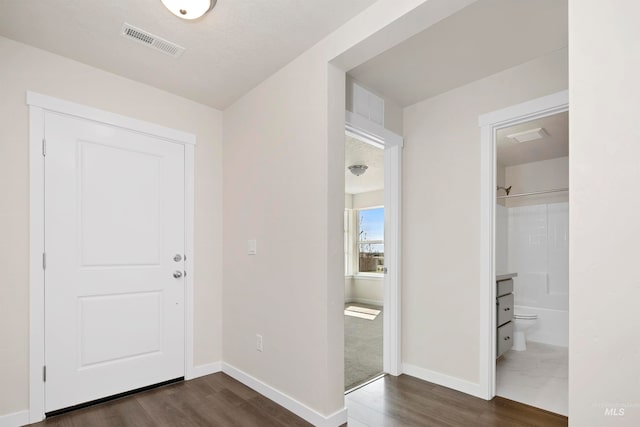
[256,334,263,352]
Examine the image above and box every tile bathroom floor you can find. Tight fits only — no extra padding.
[496,341,568,416]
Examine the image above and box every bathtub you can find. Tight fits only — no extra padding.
[515,304,568,347]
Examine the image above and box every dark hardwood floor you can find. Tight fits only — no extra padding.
[345,374,568,427]
[29,373,311,427]
[29,372,568,426]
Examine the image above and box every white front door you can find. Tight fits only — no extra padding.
[44,111,185,412]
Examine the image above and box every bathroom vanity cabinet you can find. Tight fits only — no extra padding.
[496,273,516,358]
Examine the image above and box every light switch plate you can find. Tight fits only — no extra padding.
[248,239,257,255]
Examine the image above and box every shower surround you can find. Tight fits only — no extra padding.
[496,202,569,347]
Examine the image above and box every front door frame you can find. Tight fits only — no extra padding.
[477,90,569,399]
[27,92,196,422]
[346,111,403,376]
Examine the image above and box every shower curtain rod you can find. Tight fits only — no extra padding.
[496,188,569,199]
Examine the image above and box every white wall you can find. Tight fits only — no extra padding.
[570,1,640,424]
[352,189,384,209]
[496,163,506,207]
[223,49,350,416]
[505,156,568,207]
[0,36,223,417]
[345,276,384,306]
[222,0,476,419]
[344,277,355,302]
[402,48,567,384]
[345,194,353,209]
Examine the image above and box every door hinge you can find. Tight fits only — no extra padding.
[43,366,47,382]
[42,138,46,157]
[42,252,47,270]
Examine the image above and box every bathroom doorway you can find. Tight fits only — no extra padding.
[481,93,569,415]
[494,110,569,415]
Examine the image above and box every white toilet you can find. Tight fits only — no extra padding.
[512,313,538,351]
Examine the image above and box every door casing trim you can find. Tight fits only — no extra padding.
[27,91,196,422]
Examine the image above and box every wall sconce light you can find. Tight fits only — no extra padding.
[160,0,217,20]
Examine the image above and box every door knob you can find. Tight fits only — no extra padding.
[173,271,183,279]
[173,254,183,262]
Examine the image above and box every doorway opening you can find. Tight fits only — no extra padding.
[479,90,569,416]
[494,110,569,415]
[344,131,385,392]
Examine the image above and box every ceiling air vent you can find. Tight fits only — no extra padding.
[506,128,549,143]
[121,23,185,58]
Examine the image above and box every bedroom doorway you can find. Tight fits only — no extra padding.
[343,109,402,392]
[344,132,385,391]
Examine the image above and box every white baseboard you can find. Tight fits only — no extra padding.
[345,298,384,306]
[187,361,222,380]
[0,410,29,427]
[222,363,347,427]
[402,363,484,399]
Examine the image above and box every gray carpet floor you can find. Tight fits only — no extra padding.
[344,303,383,391]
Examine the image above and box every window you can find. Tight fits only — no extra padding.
[357,207,384,274]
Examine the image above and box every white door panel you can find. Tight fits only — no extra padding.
[80,141,162,266]
[78,292,163,366]
[44,112,185,412]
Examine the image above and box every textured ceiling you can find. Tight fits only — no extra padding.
[0,0,377,109]
[349,0,568,107]
[345,134,384,195]
[497,111,568,167]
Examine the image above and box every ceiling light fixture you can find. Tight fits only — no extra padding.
[506,127,548,143]
[348,165,368,176]
[160,0,217,20]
